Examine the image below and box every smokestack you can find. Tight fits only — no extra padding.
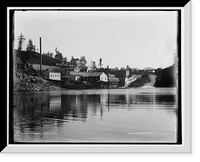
[40,37,42,72]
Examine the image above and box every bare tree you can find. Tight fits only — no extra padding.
[18,32,25,51]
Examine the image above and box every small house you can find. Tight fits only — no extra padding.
[42,70,61,81]
[81,72,108,83]
[61,72,85,85]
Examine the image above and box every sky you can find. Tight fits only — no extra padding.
[14,10,178,69]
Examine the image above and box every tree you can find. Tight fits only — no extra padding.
[70,56,77,67]
[63,56,67,63]
[54,47,63,63]
[154,66,176,87]
[115,67,119,70]
[91,61,97,71]
[126,65,130,69]
[44,51,54,57]
[26,39,35,52]
[98,58,103,69]
[33,45,36,52]
[77,56,87,72]
[70,56,74,63]
[80,56,87,65]
[18,32,25,51]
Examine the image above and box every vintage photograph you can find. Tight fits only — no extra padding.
[12,9,181,144]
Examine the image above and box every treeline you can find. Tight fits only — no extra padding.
[154,66,177,87]
[16,33,85,67]
[15,50,59,66]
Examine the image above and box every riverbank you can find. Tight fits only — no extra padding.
[14,56,65,92]
[14,72,63,92]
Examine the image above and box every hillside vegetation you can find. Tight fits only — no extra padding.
[14,56,63,92]
[126,66,177,88]
[154,66,177,87]
[15,49,59,66]
[14,50,177,90]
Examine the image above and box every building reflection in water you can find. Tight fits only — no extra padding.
[61,94,88,122]
[13,89,178,142]
[14,90,177,130]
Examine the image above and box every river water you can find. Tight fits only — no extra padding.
[13,88,178,143]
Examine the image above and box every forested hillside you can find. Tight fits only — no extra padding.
[15,49,59,66]
[154,66,177,87]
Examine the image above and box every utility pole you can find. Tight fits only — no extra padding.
[18,32,25,51]
[40,37,42,73]
[107,65,110,89]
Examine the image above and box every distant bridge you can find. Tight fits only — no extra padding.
[127,67,155,75]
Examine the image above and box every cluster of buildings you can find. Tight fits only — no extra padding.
[29,60,156,89]
[41,69,120,88]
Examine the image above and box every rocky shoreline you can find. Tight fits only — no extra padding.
[14,56,65,92]
[14,72,63,92]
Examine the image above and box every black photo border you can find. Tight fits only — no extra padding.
[2,0,191,153]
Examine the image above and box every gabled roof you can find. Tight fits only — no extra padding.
[48,68,69,75]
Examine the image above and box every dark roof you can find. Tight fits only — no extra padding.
[49,68,70,73]
[42,70,60,74]
[82,72,104,77]
[70,72,85,76]
[62,74,74,78]
[62,72,106,78]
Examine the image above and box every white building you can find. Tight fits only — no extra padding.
[99,72,108,82]
[81,72,108,83]
[49,72,61,81]
[42,71,61,81]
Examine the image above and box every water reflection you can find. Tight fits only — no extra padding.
[14,88,178,142]
[14,92,176,120]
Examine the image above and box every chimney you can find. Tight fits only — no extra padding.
[40,37,42,72]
